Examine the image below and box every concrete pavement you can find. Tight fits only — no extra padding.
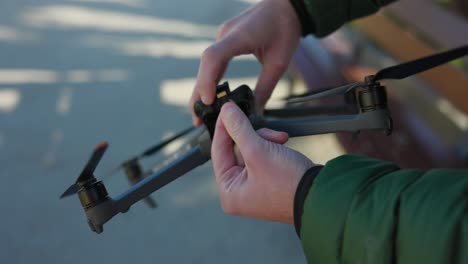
[0,0,311,263]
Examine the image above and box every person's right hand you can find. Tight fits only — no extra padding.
[190,0,302,126]
[211,102,315,224]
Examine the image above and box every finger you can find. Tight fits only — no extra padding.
[189,92,203,127]
[256,128,289,145]
[191,35,252,125]
[218,102,260,157]
[195,34,252,104]
[212,111,237,179]
[254,61,287,114]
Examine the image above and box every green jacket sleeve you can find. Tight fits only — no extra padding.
[302,0,396,37]
[299,154,468,264]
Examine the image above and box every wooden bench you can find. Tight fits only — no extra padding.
[289,0,468,168]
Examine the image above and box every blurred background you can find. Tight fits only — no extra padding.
[1,0,467,263]
[0,0,307,263]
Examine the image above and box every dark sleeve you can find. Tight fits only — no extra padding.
[289,0,397,37]
[297,154,468,263]
[294,165,323,236]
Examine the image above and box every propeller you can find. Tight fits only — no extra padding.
[122,159,158,208]
[60,142,108,199]
[288,44,468,103]
[139,126,195,158]
[287,82,364,103]
[103,126,196,180]
[283,85,344,101]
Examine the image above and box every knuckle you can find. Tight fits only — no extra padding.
[201,46,218,62]
[216,22,231,39]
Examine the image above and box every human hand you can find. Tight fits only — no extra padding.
[190,0,302,126]
[212,102,314,224]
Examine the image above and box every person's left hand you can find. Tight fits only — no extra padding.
[211,102,314,224]
[189,0,302,126]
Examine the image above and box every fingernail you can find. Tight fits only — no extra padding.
[223,102,238,114]
[201,95,209,104]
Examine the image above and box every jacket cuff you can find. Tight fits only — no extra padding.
[294,165,323,237]
[303,0,393,37]
[289,0,317,36]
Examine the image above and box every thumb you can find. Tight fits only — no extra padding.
[218,102,261,156]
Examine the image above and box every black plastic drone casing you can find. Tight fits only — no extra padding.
[357,82,388,112]
[194,82,254,138]
[78,179,109,210]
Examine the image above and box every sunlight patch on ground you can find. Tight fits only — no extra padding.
[159,77,289,108]
[0,89,21,112]
[42,128,65,167]
[96,69,129,82]
[84,35,257,59]
[121,40,256,60]
[0,26,20,41]
[119,39,213,59]
[67,0,147,8]
[66,69,129,83]
[0,68,129,85]
[237,0,260,4]
[84,35,210,59]
[56,87,73,115]
[21,5,217,38]
[0,69,58,84]
[66,70,92,83]
[0,25,39,43]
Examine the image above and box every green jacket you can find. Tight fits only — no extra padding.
[292,1,467,263]
[302,0,396,37]
[296,155,468,263]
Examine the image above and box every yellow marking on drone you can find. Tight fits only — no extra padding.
[217,91,227,98]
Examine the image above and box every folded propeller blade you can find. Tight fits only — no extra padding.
[60,141,108,199]
[60,184,80,199]
[287,82,364,104]
[288,44,468,103]
[77,142,108,182]
[100,126,196,182]
[374,44,468,82]
[140,126,195,158]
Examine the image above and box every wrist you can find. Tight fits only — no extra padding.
[277,158,315,225]
[265,0,302,37]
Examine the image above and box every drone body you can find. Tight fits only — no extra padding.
[60,44,468,233]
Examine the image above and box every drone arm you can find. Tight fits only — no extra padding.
[260,109,392,137]
[84,132,212,233]
[114,145,210,213]
[264,105,352,118]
